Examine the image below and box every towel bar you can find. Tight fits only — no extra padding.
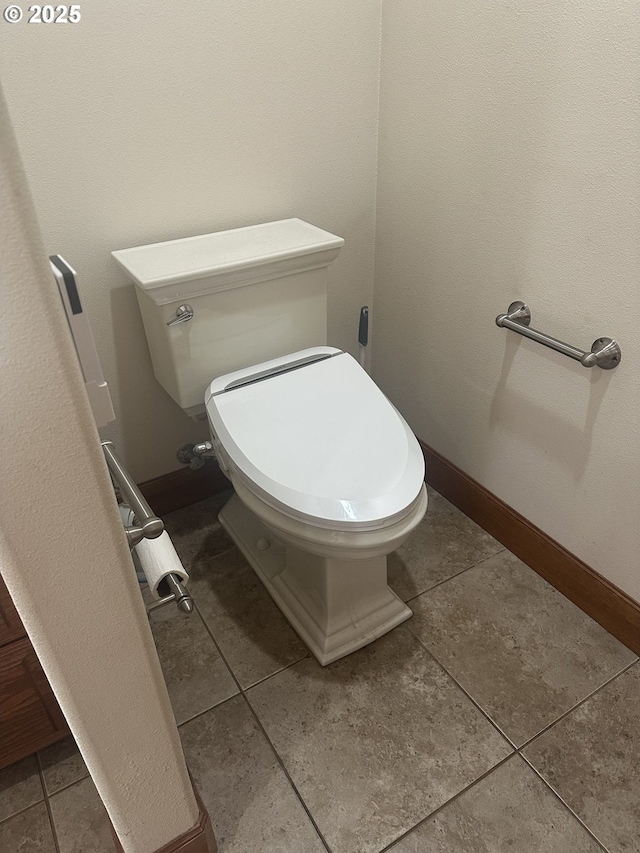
[495,302,621,369]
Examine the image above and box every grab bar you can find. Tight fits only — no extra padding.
[102,441,164,546]
[102,441,193,614]
[495,302,621,370]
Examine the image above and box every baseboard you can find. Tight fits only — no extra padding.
[419,440,639,655]
[139,460,230,516]
[112,783,217,853]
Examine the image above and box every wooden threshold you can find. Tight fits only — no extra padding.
[420,440,639,655]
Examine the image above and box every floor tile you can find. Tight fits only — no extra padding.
[149,604,238,725]
[388,487,503,601]
[524,663,640,853]
[408,550,636,745]
[247,626,511,853]
[164,492,234,574]
[39,736,89,796]
[0,801,56,852]
[0,754,43,822]
[388,755,602,852]
[180,695,326,853]
[190,547,308,688]
[49,776,113,853]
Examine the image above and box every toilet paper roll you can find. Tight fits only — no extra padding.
[119,506,148,584]
[134,531,189,600]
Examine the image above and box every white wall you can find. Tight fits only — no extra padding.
[0,1,381,482]
[374,0,640,599]
[1,87,199,853]
[2,1,638,602]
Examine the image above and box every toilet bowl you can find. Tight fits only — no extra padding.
[113,218,428,664]
[205,346,428,664]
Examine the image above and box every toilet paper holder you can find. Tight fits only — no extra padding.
[147,573,193,615]
[102,441,193,614]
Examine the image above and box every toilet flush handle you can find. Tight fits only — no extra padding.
[166,304,194,326]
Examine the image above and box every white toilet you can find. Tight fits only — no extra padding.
[113,219,428,664]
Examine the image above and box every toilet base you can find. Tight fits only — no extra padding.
[218,494,412,665]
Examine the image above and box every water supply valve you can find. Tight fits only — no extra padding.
[176,441,216,470]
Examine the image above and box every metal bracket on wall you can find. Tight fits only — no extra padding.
[495,301,621,370]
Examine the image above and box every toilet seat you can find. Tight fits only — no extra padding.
[205,348,425,532]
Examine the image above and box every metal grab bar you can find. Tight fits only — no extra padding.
[102,441,193,614]
[102,441,164,546]
[495,302,621,370]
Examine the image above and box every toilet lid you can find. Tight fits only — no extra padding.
[205,350,425,530]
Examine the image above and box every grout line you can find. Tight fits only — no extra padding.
[0,797,45,826]
[175,521,515,853]
[190,602,243,695]
[35,752,61,853]
[190,597,308,694]
[377,751,516,853]
[239,692,333,853]
[165,579,307,732]
[410,623,639,757]
[32,740,91,800]
[403,546,507,605]
[147,600,242,731]
[520,754,610,852]
[243,652,311,691]
[164,512,632,853]
[188,601,332,851]
[34,772,90,800]
[517,657,639,754]
[378,749,613,853]
[177,689,242,729]
[0,754,90,827]
[408,627,636,851]
[41,795,62,853]
[190,600,307,694]
[407,627,518,751]
[34,749,47,797]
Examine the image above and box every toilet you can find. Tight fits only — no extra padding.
[113,219,428,664]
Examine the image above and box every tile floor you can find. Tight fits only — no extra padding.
[1,487,638,853]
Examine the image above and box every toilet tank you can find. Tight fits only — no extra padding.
[112,219,344,416]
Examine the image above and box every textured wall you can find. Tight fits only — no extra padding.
[0,1,381,481]
[0,87,198,853]
[374,0,640,599]
[2,1,638,601]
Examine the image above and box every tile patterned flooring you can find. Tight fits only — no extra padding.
[1,487,638,852]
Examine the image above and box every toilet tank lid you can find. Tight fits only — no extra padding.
[112,219,344,304]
